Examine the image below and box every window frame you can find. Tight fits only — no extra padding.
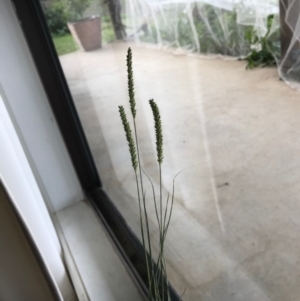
[10,1,180,300]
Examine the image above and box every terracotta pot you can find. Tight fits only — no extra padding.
[67,15,101,52]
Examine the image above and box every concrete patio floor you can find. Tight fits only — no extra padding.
[60,42,300,301]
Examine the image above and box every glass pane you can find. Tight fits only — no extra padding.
[41,0,300,300]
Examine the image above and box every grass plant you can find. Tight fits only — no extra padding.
[118,48,181,301]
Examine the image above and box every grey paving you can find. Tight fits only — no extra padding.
[60,42,300,301]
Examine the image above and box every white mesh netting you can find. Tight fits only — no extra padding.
[122,0,300,86]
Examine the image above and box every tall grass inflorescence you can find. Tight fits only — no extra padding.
[118,48,181,301]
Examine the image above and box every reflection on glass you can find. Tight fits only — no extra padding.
[41,0,300,300]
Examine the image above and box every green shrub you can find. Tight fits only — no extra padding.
[44,0,69,36]
[245,14,280,69]
[140,4,253,57]
[67,0,91,22]
[189,4,252,56]
[44,0,91,35]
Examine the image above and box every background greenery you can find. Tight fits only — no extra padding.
[140,4,280,67]
[52,24,115,56]
[52,34,78,55]
[43,0,116,55]
[140,4,253,56]
[245,14,280,69]
[45,0,280,68]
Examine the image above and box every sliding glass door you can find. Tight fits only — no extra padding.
[14,0,300,300]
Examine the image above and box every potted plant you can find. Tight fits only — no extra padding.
[67,0,102,51]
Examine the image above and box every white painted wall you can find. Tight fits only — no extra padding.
[0,0,84,212]
[0,94,75,300]
[0,1,85,299]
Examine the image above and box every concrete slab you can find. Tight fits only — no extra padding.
[59,42,300,301]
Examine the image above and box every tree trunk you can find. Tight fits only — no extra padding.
[106,0,126,39]
[280,0,300,74]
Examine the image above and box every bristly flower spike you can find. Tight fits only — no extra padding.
[149,99,163,164]
[118,106,138,171]
[126,48,136,119]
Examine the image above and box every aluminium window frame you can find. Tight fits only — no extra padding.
[10,1,180,300]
